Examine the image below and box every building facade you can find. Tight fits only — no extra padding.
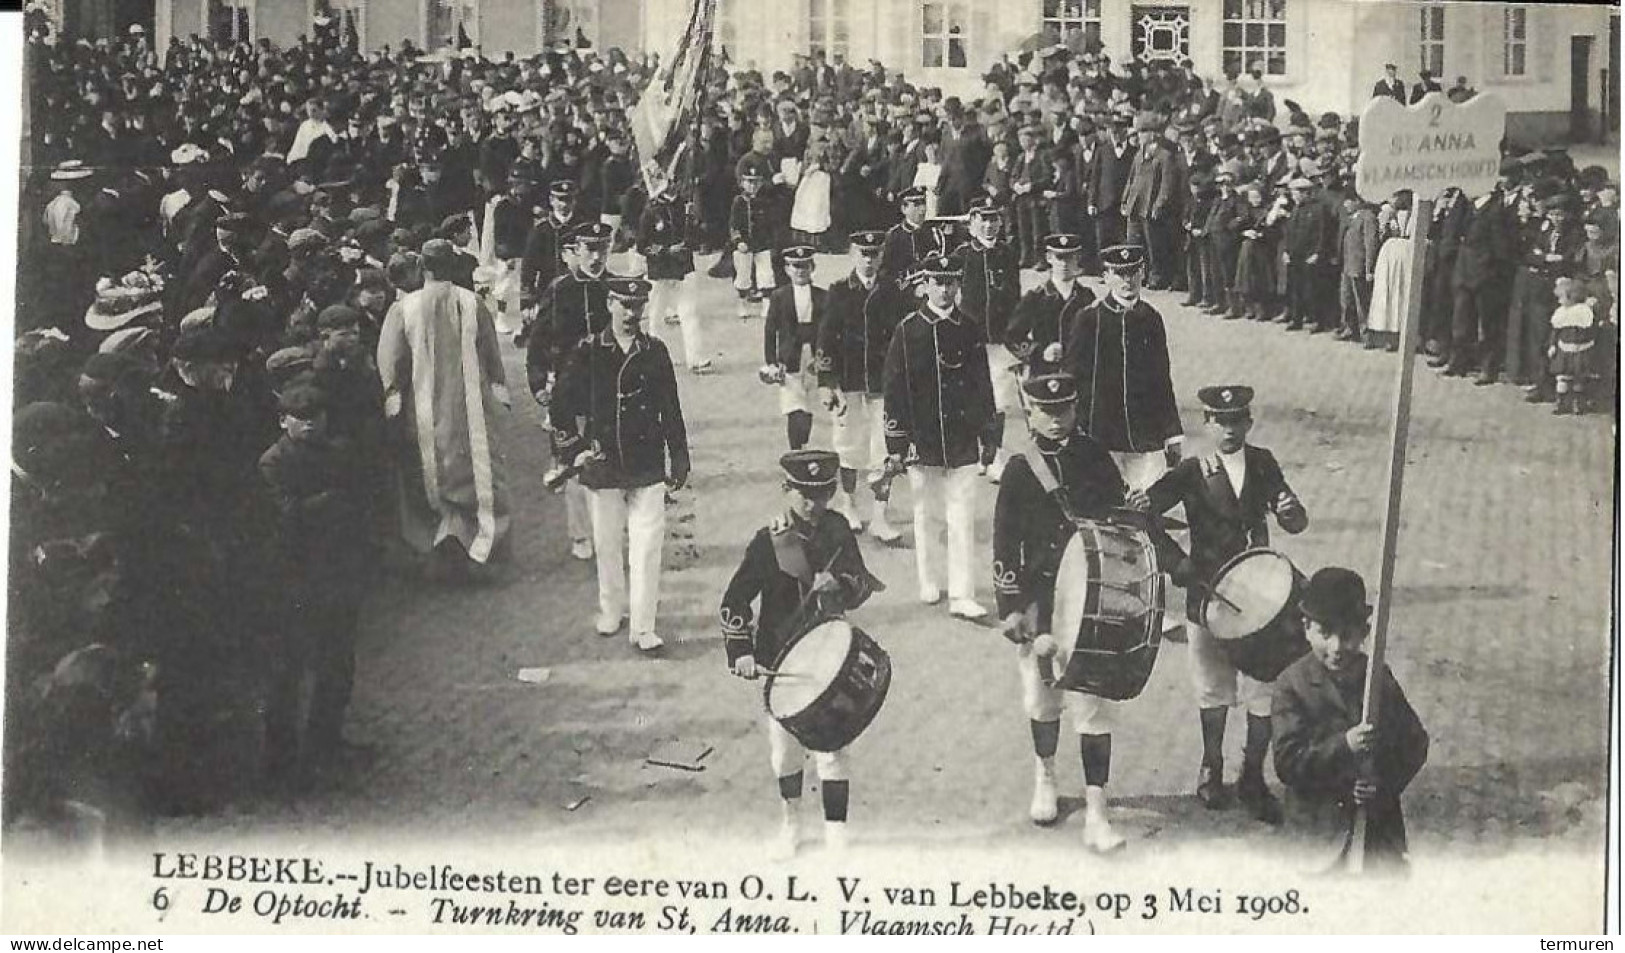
[152,0,1618,143]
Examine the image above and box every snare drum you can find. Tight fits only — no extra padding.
[1200,549,1310,682]
[765,620,892,753]
[1049,519,1165,700]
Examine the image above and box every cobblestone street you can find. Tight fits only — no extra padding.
[169,255,1614,870]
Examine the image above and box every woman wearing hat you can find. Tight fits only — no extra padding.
[1272,567,1429,873]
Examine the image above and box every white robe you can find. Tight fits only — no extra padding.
[377,279,513,563]
[1366,214,1415,335]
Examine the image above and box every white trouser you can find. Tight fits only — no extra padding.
[649,274,703,365]
[1015,642,1118,734]
[766,717,848,782]
[565,478,592,544]
[733,249,777,292]
[1187,622,1273,716]
[488,258,523,335]
[589,484,666,636]
[830,393,886,475]
[987,344,1023,415]
[778,360,818,415]
[1113,449,1170,492]
[907,465,979,599]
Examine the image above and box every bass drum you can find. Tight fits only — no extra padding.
[765,620,891,753]
[1049,518,1165,700]
[1200,549,1310,682]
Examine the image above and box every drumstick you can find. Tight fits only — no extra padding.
[1195,579,1243,614]
[757,667,806,679]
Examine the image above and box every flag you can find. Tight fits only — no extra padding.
[629,0,717,197]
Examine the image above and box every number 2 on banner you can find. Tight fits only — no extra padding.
[1427,102,1442,127]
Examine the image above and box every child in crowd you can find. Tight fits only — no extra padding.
[1548,276,1599,416]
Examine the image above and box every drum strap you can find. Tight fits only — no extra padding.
[1010,437,1078,522]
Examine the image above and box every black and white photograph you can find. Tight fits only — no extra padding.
[0,0,1619,936]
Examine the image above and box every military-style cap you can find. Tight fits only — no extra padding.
[898,185,928,206]
[780,449,840,490]
[278,381,329,418]
[1099,244,1146,272]
[570,221,614,245]
[549,179,577,198]
[1022,373,1077,407]
[1044,233,1083,256]
[850,230,886,252]
[912,254,963,280]
[968,196,1000,217]
[1197,384,1254,416]
[783,245,817,267]
[606,276,652,301]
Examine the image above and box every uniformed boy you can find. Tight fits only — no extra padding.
[1130,385,1308,823]
[720,449,883,854]
[551,277,690,652]
[992,373,1132,851]
[1008,233,1096,377]
[816,230,908,541]
[730,167,778,318]
[955,198,1025,482]
[878,186,931,288]
[1273,567,1429,873]
[761,246,827,452]
[882,254,999,620]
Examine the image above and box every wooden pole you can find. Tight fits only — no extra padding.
[1348,196,1433,873]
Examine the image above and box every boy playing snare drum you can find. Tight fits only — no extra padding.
[1129,385,1308,824]
[720,450,883,855]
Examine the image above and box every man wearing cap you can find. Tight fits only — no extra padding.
[882,254,998,620]
[1122,112,1177,290]
[521,180,592,324]
[639,175,707,373]
[878,186,931,287]
[551,277,690,652]
[378,238,513,577]
[1506,191,1587,397]
[762,246,829,453]
[476,170,532,335]
[1086,112,1136,254]
[1009,233,1097,379]
[730,166,780,318]
[178,211,250,316]
[954,198,1024,481]
[817,230,909,542]
[1273,567,1429,872]
[1281,176,1333,332]
[1065,244,1183,491]
[1202,169,1245,317]
[993,372,1137,849]
[1010,124,1053,271]
[720,448,883,854]
[1446,172,1517,383]
[1132,385,1307,824]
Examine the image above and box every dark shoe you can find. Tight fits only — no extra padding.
[1425,354,1450,368]
[1524,389,1555,404]
[1473,372,1498,386]
[1441,364,1470,378]
[1236,772,1283,826]
[1333,327,1355,341]
[1180,297,1201,308]
[1285,321,1305,332]
[1308,324,1331,335]
[1196,762,1231,810]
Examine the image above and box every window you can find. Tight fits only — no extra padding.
[717,0,735,58]
[1418,5,1444,77]
[204,0,253,44]
[809,0,849,62]
[1042,0,1100,50]
[1502,6,1527,76]
[1221,0,1286,78]
[428,0,478,51]
[921,1,968,69]
[314,0,365,48]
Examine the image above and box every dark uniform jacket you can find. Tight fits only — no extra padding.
[520,210,591,308]
[551,329,690,491]
[729,191,777,253]
[487,195,531,261]
[1273,652,1429,869]
[954,237,1022,348]
[1141,444,1307,615]
[991,430,1125,623]
[882,305,999,468]
[817,271,908,395]
[763,283,828,372]
[525,269,607,392]
[1008,277,1098,369]
[1451,194,1514,290]
[1063,294,1182,454]
[719,509,879,668]
[636,198,696,281]
[878,221,930,287]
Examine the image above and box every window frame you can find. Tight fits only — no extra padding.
[1418,3,1444,78]
[1501,5,1528,78]
[1220,0,1288,80]
[312,0,367,49]
[808,0,850,62]
[920,0,970,70]
[202,0,255,45]
[1041,0,1100,50]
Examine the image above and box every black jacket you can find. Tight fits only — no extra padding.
[551,329,690,491]
[817,271,908,395]
[882,305,998,468]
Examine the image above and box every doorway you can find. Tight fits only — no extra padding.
[1571,35,1594,143]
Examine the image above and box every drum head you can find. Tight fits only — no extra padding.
[1052,523,1158,657]
[1204,550,1297,642]
[767,621,853,718]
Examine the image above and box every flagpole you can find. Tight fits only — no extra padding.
[1347,195,1432,874]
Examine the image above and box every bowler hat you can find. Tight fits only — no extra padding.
[1299,567,1371,629]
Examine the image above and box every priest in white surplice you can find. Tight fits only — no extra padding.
[378,239,514,573]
